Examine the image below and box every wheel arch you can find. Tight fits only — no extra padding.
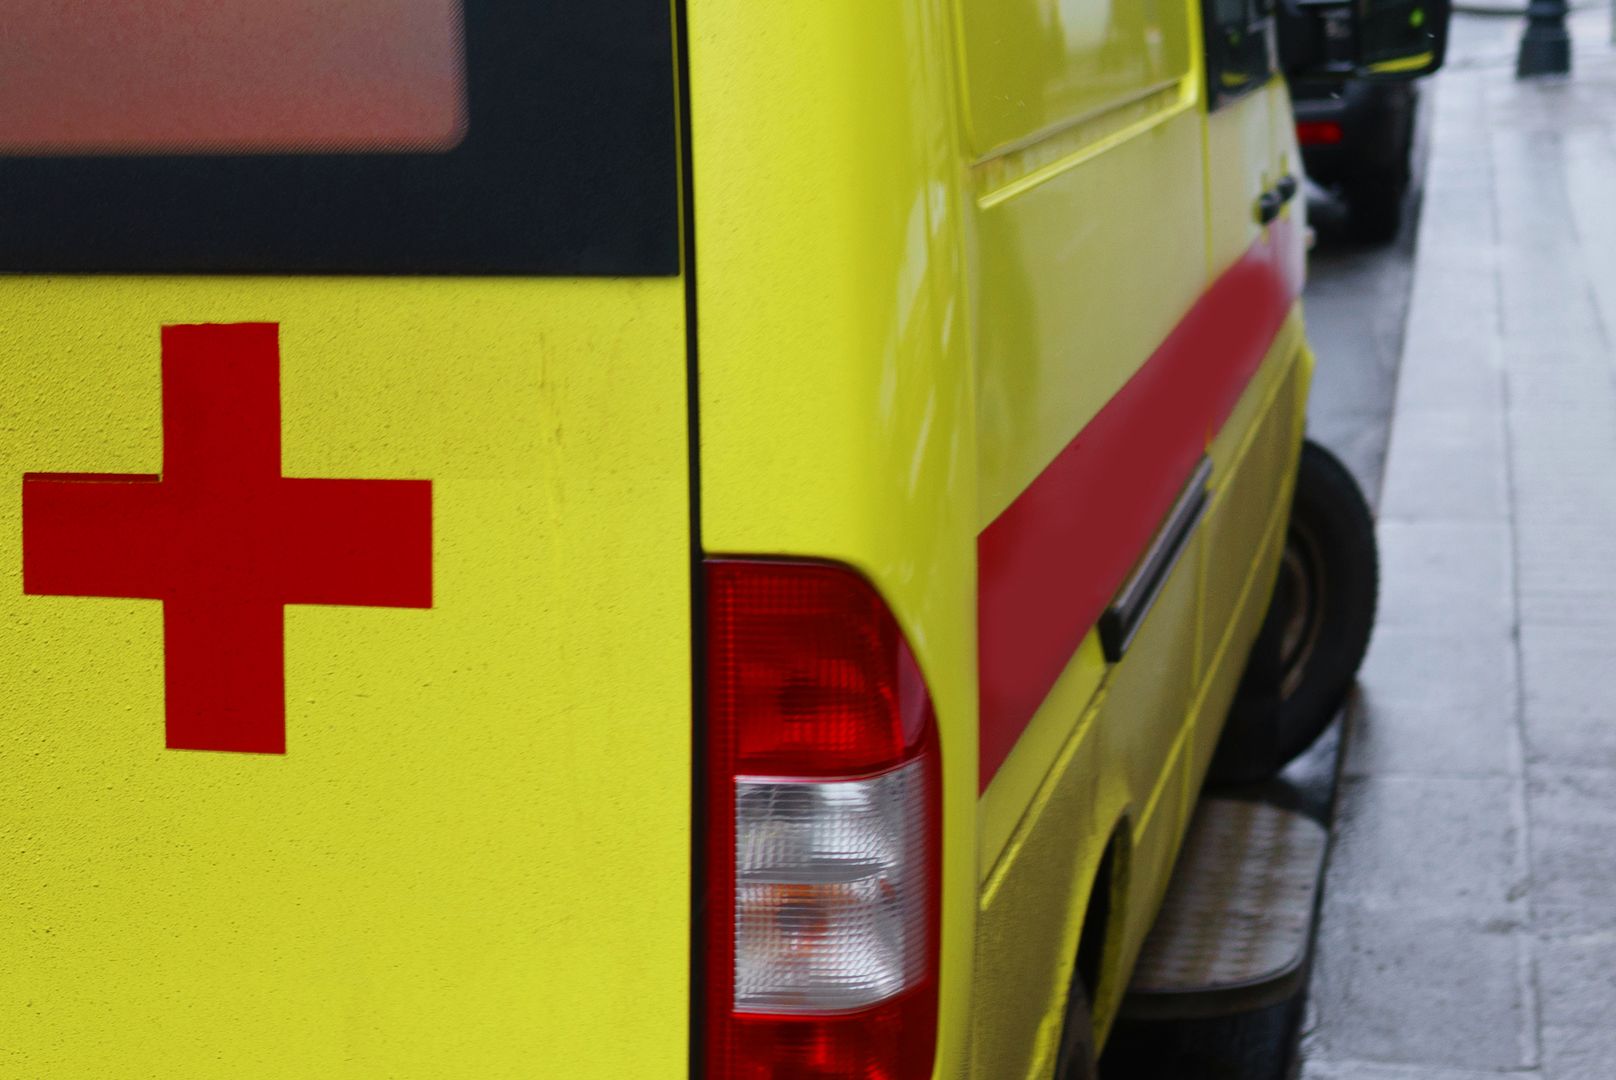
[1057,814,1135,1067]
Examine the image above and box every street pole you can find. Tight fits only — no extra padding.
[1517,0,1572,77]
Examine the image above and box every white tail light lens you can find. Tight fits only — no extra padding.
[734,762,930,1012]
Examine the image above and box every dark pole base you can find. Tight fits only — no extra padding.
[1517,0,1573,78]
[1517,29,1572,77]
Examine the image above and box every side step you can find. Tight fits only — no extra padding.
[1121,798,1328,1020]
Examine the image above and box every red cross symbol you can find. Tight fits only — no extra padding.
[22,323,432,754]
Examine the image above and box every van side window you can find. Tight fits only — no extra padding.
[0,1,679,276]
[1204,0,1278,106]
[0,2,467,155]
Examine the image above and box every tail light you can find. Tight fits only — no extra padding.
[701,559,941,1080]
[1296,120,1344,146]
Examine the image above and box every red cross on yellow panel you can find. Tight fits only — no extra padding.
[22,322,433,753]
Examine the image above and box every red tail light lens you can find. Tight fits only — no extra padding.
[702,559,941,1080]
[1296,120,1344,146]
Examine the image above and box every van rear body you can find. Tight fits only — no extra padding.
[0,1,1388,1077]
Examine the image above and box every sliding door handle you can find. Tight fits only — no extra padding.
[1257,174,1300,225]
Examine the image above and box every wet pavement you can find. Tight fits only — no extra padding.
[1300,8,1616,1080]
[1306,172,1422,510]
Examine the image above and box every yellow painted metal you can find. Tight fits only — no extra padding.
[0,277,692,1078]
[954,0,1194,159]
[693,0,1312,1076]
[966,0,1208,898]
[971,102,1209,527]
[688,0,980,1071]
[1368,52,1436,75]
[1206,84,1277,277]
[1191,314,1313,782]
[974,543,1201,1077]
[962,0,1207,526]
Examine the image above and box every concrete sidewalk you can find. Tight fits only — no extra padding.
[1301,9,1616,1080]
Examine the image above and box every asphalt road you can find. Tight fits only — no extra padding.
[1305,137,1426,512]
[1100,100,1426,1080]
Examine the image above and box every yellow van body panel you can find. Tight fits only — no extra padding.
[693,0,1307,1076]
[974,315,1311,1076]
[0,278,693,1078]
[962,0,1208,869]
[688,0,980,1071]
[969,103,1209,530]
[959,0,1207,527]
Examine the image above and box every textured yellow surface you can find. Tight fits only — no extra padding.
[973,546,1200,1079]
[0,277,692,1077]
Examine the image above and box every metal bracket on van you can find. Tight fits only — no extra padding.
[1098,456,1212,663]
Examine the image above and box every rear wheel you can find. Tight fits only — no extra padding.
[1343,177,1406,244]
[1054,978,1098,1080]
[1209,440,1378,784]
[1342,82,1416,245]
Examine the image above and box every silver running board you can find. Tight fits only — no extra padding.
[1121,798,1328,1020]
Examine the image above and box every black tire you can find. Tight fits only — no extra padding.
[1343,83,1415,245]
[1209,440,1378,785]
[1054,977,1099,1080]
[1343,178,1405,244]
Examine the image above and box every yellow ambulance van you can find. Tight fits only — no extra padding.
[0,1,1446,1077]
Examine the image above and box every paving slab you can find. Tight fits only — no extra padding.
[1379,409,1510,521]
[1303,1062,1525,1080]
[1534,933,1616,1030]
[1507,364,1616,413]
[1326,776,1528,916]
[1374,520,1513,627]
[1395,357,1505,416]
[1525,767,1616,934]
[1541,1024,1616,1080]
[1520,623,1616,716]
[1344,701,1521,780]
[1514,533,1616,625]
[1307,906,1535,1070]
[1347,628,1520,778]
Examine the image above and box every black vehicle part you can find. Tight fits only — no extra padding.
[1209,440,1378,785]
[1292,76,1416,245]
[1054,845,1116,1080]
[1055,973,1099,1080]
[1344,176,1408,243]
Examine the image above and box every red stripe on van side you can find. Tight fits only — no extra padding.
[977,222,1302,792]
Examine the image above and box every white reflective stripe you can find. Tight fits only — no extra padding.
[733,760,929,1014]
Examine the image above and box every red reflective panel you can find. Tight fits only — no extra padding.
[0,1,466,154]
[704,559,931,777]
[715,1000,937,1080]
